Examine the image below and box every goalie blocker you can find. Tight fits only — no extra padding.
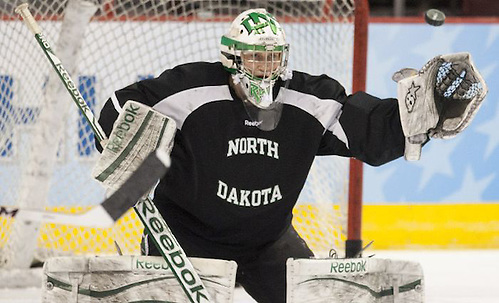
[396,52,487,160]
[93,100,176,192]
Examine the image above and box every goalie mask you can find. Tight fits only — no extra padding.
[220,8,291,130]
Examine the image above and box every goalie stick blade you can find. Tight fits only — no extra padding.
[0,204,115,228]
[0,150,170,228]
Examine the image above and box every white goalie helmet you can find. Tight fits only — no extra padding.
[220,8,290,109]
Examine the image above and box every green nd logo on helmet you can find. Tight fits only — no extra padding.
[220,8,288,74]
[240,11,278,35]
[220,8,289,109]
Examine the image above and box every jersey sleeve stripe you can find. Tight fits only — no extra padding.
[111,92,123,114]
[281,87,349,147]
[330,119,349,149]
[152,85,233,129]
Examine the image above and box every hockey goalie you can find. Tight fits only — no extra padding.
[10,1,488,302]
[91,8,488,303]
[25,6,486,303]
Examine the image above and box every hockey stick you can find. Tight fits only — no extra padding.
[15,3,106,143]
[1,149,169,228]
[15,4,212,303]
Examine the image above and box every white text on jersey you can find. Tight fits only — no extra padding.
[217,180,282,207]
[227,137,279,159]
[244,120,263,127]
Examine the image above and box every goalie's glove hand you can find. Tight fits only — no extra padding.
[394,52,487,161]
[433,60,483,129]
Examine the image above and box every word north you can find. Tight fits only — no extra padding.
[227,137,279,159]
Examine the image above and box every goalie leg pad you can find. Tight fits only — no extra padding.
[286,257,424,303]
[42,256,237,303]
[92,100,176,191]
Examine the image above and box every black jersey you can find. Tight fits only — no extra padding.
[97,61,404,254]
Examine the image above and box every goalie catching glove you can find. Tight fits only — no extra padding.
[93,101,176,192]
[395,52,488,161]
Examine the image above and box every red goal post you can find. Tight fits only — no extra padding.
[0,0,368,267]
[347,0,369,258]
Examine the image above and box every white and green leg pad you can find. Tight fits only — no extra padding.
[287,257,424,303]
[42,256,237,303]
[93,100,176,191]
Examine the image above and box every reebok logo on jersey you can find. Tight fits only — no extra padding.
[245,119,263,127]
[227,137,279,159]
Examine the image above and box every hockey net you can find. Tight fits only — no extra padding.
[0,0,366,270]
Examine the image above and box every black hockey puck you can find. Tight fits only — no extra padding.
[425,9,446,26]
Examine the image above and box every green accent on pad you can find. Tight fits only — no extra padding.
[155,118,170,150]
[298,277,422,298]
[46,274,177,301]
[96,111,153,182]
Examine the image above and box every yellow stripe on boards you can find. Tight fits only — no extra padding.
[1,203,497,254]
[363,203,499,249]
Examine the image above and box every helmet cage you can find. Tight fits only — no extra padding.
[220,36,289,82]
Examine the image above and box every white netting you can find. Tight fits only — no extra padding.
[0,0,358,268]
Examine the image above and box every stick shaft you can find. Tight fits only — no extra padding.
[15,3,107,143]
